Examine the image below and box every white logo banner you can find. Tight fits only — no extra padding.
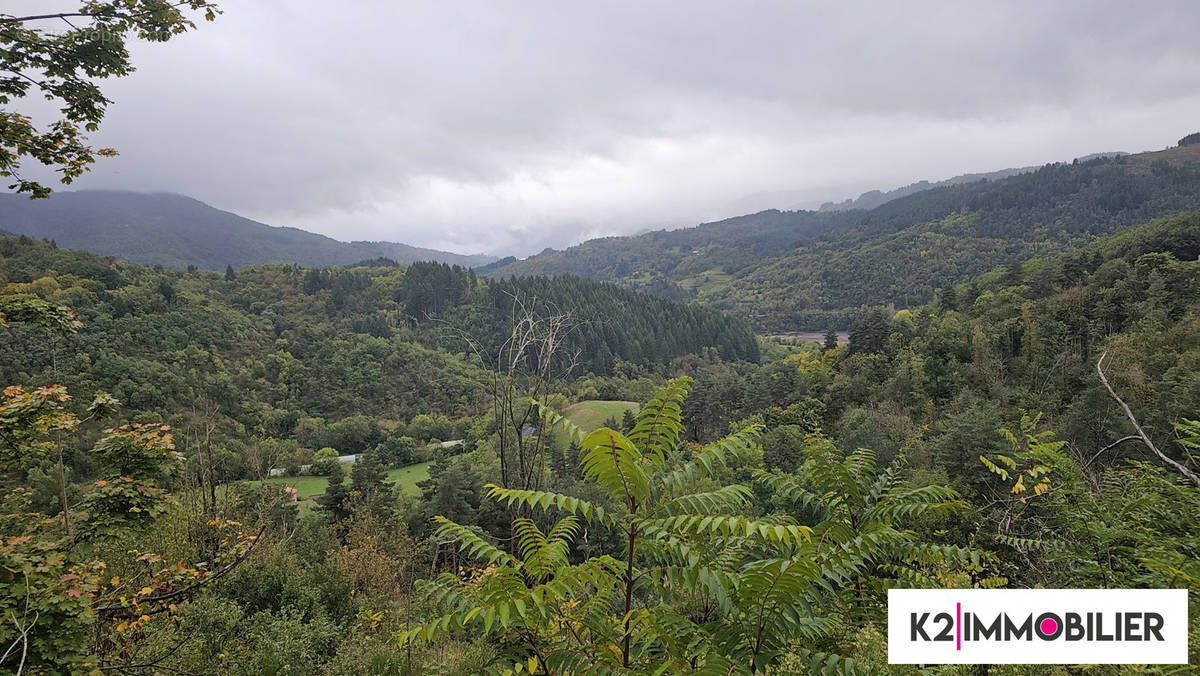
[888,589,1188,664]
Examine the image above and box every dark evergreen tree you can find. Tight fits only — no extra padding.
[302,268,328,295]
[549,441,569,477]
[315,461,352,521]
[402,261,473,319]
[156,277,176,305]
[620,408,636,433]
[565,440,583,478]
[349,449,394,516]
[410,455,483,538]
[822,327,839,351]
[225,264,237,281]
[848,307,891,355]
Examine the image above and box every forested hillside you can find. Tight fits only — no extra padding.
[486,144,1200,331]
[402,262,758,373]
[0,236,752,478]
[0,190,497,269]
[4,210,1197,672]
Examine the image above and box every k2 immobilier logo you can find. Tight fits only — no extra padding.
[888,589,1188,664]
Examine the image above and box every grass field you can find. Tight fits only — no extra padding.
[562,400,640,432]
[387,461,432,494]
[261,474,330,500]
[257,460,432,501]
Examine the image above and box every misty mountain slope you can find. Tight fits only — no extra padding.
[485,145,1200,330]
[814,152,1127,213]
[0,190,496,270]
[816,166,1039,212]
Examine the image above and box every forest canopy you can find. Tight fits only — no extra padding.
[2,209,1198,671]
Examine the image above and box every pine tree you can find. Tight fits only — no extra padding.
[225,264,237,281]
[315,461,352,521]
[620,408,636,433]
[822,327,839,351]
[302,268,331,295]
[411,455,483,537]
[350,449,394,516]
[565,440,582,478]
[848,307,890,355]
[549,442,568,477]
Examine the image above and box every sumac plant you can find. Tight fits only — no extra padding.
[404,378,881,674]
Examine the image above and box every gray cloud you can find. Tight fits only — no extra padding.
[21,0,1200,254]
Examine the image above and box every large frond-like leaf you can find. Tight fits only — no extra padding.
[581,427,651,507]
[484,485,613,526]
[657,562,739,615]
[431,516,518,567]
[733,557,825,667]
[656,484,753,517]
[802,446,861,515]
[862,484,964,523]
[786,648,865,676]
[659,426,762,494]
[514,516,579,581]
[400,556,623,647]
[534,398,587,446]
[643,515,811,547]
[628,377,691,463]
[868,451,906,503]
[752,469,827,518]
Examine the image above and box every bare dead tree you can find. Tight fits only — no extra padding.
[489,292,580,495]
[245,438,281,482]
[178,397,224,565]
[183,397,220,517]
[0,576,37,675]
[1096,351,1200,487]
[423,289,579,552]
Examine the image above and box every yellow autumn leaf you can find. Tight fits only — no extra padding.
[1011,475,1025,494]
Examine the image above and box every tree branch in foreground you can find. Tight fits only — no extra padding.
[1096,351,1200,486]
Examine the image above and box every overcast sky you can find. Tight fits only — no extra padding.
[18,1,1200,255]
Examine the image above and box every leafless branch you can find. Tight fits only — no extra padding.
[96,525,265,616]
[1,3,207,25]
[0,576,37,675]
[99,631,195,672]
[1096,352,1200,486]
[1081,435,1140,470]
[0,12,97,23]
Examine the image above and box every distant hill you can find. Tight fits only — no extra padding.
[0,190,496,270]
[484,144,1200,331]
[817,167,1038,212]
[816,152,1127,212]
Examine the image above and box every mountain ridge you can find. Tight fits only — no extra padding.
[0,190,497,270]
[482,143,1200,331]
[814,152,1128,213]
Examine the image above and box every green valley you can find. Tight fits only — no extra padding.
[2,4,1198,672]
